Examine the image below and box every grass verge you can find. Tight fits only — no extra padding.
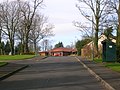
[0,62,8,67]
[93,58,103,63]
[0,55,35,61]
[105,63,120,72]
[94,58,120,72]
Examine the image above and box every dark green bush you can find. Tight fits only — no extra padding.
[22,52,35,55]
[116,46,120,62]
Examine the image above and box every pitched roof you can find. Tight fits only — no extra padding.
[49,47,77,52]
[83,34,116,48]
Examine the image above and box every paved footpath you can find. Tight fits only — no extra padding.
[76,56,120,90]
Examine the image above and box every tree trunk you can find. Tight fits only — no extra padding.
[94,0,100,57]
[24,35,29,53]
[21,40,24,55]
[10,38,14,55]
[94,28,99,57]
[0,22,2,55]
[0,29,2,55]
[117,1,120,62]
[34,39,37,55]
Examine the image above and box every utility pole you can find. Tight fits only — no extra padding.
[92,16,94,61]
[85,15,94,60]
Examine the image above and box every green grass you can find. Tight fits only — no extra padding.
[0,62,7,67]
[93,58,103,63]
[94,58,120,72]
[105,63,120,72]
[0,55,35,60]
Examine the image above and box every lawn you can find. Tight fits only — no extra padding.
[0,55,35,60]
[94,58,120,72]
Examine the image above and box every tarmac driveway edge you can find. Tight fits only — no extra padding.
[0,64,28,81]
[75,57,115,90]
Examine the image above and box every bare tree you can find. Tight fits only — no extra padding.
[0,0,53,55]
[0,1,21,55]
[75,0,110,57]
[20,0,43,53]
[15,0,30,54]
[29,14,54,55]
[41,39,53,51]
[73,21,93,39]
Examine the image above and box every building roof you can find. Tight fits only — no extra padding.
[49,47,77,53]
[83,34,116,48]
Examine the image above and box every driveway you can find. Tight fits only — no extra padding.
[0,56,106,90]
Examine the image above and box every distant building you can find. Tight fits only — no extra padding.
[49,47,77,56]
[39,51,49,56]
[39,47,77,56]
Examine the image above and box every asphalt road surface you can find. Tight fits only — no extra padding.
[0,56,106,90]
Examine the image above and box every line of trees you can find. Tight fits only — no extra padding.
[54,42,64,48]
[0,0,54,55]
[75,0,120,61]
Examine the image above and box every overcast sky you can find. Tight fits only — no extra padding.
[0,0,87,47]
[41,0,86,46]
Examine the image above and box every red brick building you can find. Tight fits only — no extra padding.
[49,47,77,56]
[39,47,77,56]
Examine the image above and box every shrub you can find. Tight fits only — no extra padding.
[22,52,35,55]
